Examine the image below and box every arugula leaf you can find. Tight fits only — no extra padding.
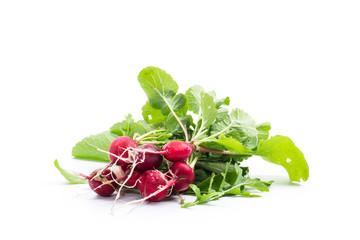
[54,159,88,184]
[255,135,309,182]
[182,163,271,207]
[72,131,117,161]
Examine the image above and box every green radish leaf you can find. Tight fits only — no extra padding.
[200,92,218,130]
[110,114,149,137]
[214,135,245,154]
[72,131,117,162]
[192,92,217,140]
[138,67,188,139]
[142,101,167,124]
[182,163,272,207]
[255,135,309,182]
[186,85,230,114]
[215,96,230,109]
[54,159,88,184]
[256,122,271,141]
[165,114,191,132]
[185,85,205,114]
[138,66,179,109]
[210,108,258,149]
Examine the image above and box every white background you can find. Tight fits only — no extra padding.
[1,1,359,239]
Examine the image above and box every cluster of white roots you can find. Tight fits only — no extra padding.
[91,146,176,215]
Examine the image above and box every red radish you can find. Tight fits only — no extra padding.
[133,144,163,171]
[138,170,176,201]
[109,136,138,165]
[88,168,116,197]
[117,165,142,188]
[162,141,193,162]
[169,162,195,192]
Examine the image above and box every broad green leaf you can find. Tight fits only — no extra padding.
[255,135,309,182]
[210,108,258,149]
[215,96,230,109]
[199,141,227,151]
[142,101,167,124]
[208,90,230,109]
[229,108,258,149]
[138,67,188,136]
[72,131,117,161]
[138,66,178,109]
[256,122,271,141]
[199,135,245,154]
[186,85,230,114]
[110,114,149,137]
[54,159,88,184]
[165,114,191,132]
[185,85,205,114]
[192,92,217,140]
[200,92,218,130]
[215,135,245,154]
[161,93,187,115]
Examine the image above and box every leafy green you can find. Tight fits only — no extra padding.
[110,114,149,137]
[185,85,205,114]
[182,163,271,207]
[138,67,189,139]
[142,101,167,124]
[196,161,249,176]
[54,159,88,184]
[200,135,245,154]
[186,85,230,114]
[215,96,230,109]
[200,92,218,130]
[255,135,309,182]
[64,66,309,208]
[138,66,179,109]
[165,114,192,132]
[256,122,271,141]
[72,131,117,161]
[210,108,258,149]
[192,92,217,140]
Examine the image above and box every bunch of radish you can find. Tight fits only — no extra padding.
[88,136,195,203]
[55,67,309,211]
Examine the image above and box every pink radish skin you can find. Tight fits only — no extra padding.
[88,168,116,197]
[138,170,176,201]
[134,144,163,171]
[162,141,193,162]
[109,136,138,165]
[169,162,195,192]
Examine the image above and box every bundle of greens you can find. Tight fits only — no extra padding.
[55,66,309,208]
